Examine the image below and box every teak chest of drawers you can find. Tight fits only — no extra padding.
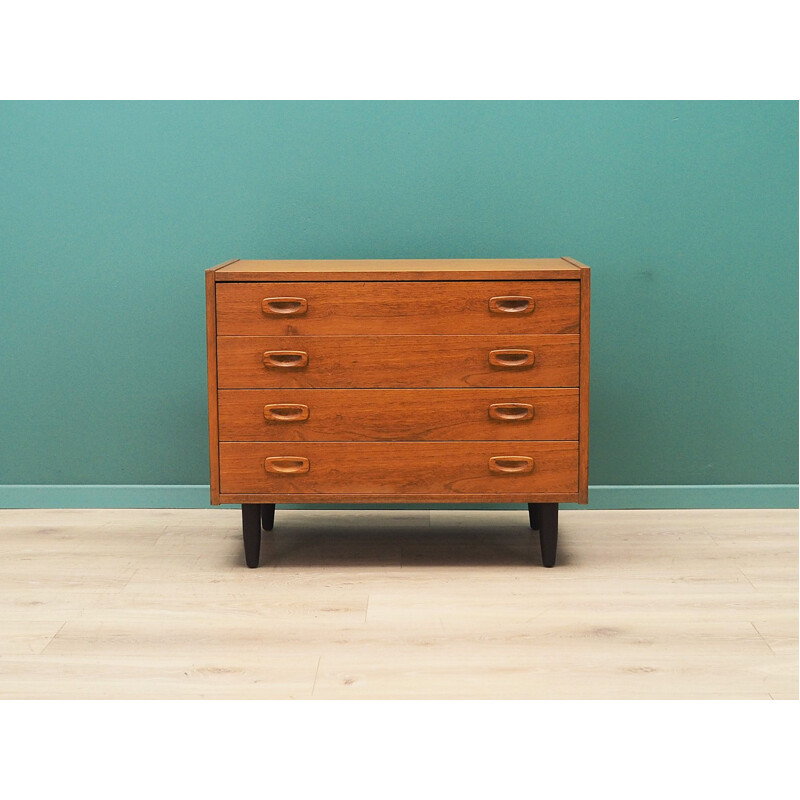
[205,258,590,568]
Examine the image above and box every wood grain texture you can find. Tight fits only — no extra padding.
[218,388,579,442]
[213,258,581,282]
[218,441,579,495]
[0,508,795,699]
[217,335,580,389]
[216,280,580,335]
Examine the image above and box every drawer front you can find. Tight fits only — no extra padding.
[218,388,579,441]
[219,442,579,495]
[217,335,580,388]
[216,281,580,336]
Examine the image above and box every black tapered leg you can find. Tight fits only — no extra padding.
[538,503,558,567]
[260,503,275,532]
[527,503,540,530]
[241,504,262,568]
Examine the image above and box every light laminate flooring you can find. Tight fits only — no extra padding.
[0,508,796,699]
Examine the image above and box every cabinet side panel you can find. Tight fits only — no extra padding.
[578,266,590,503]
[206,269,221,504]
[562,258,590,503]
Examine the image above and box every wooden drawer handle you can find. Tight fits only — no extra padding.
[488,403,534,421]
[488,456,534,474]
[263,350,308,368]
[264,403,309,422]
[265,456,310,474]
[488,296,535,314]
[488,349,535,368]
[262,297,308,315]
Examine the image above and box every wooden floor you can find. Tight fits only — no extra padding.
[0,508,796,699]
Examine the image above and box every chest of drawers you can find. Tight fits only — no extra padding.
[205,258,590,568]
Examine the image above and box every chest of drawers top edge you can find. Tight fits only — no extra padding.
[206,258,590,506]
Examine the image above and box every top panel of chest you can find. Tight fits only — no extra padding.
[210,258,585,282]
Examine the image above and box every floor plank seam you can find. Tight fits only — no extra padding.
[311,656,321,697]
[750,622,777,655]
[119,569,141,593]
[38,621,68,655]
[737,567,759,591]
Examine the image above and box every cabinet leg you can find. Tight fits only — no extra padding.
[260,503,275,532]
[241,504,261,568]
[538,503,558,567]
[527,503,540,530]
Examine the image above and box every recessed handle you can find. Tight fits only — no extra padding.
[488,403,534,421]
[488,349,535,368]
[488,456,534,474]
[263,350,308,368]
[264,403,310,422]
[262,297,308,315]
[488,296,535,314]
[264,456,310,474]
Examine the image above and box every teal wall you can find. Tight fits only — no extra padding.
[0,101,797,504]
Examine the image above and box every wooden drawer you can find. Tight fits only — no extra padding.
[216,335,580,389]
[216,281,580,336]
[219,441,579,495]
[218,388,579,441]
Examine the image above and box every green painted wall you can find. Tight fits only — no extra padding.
[0,101,797,495]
